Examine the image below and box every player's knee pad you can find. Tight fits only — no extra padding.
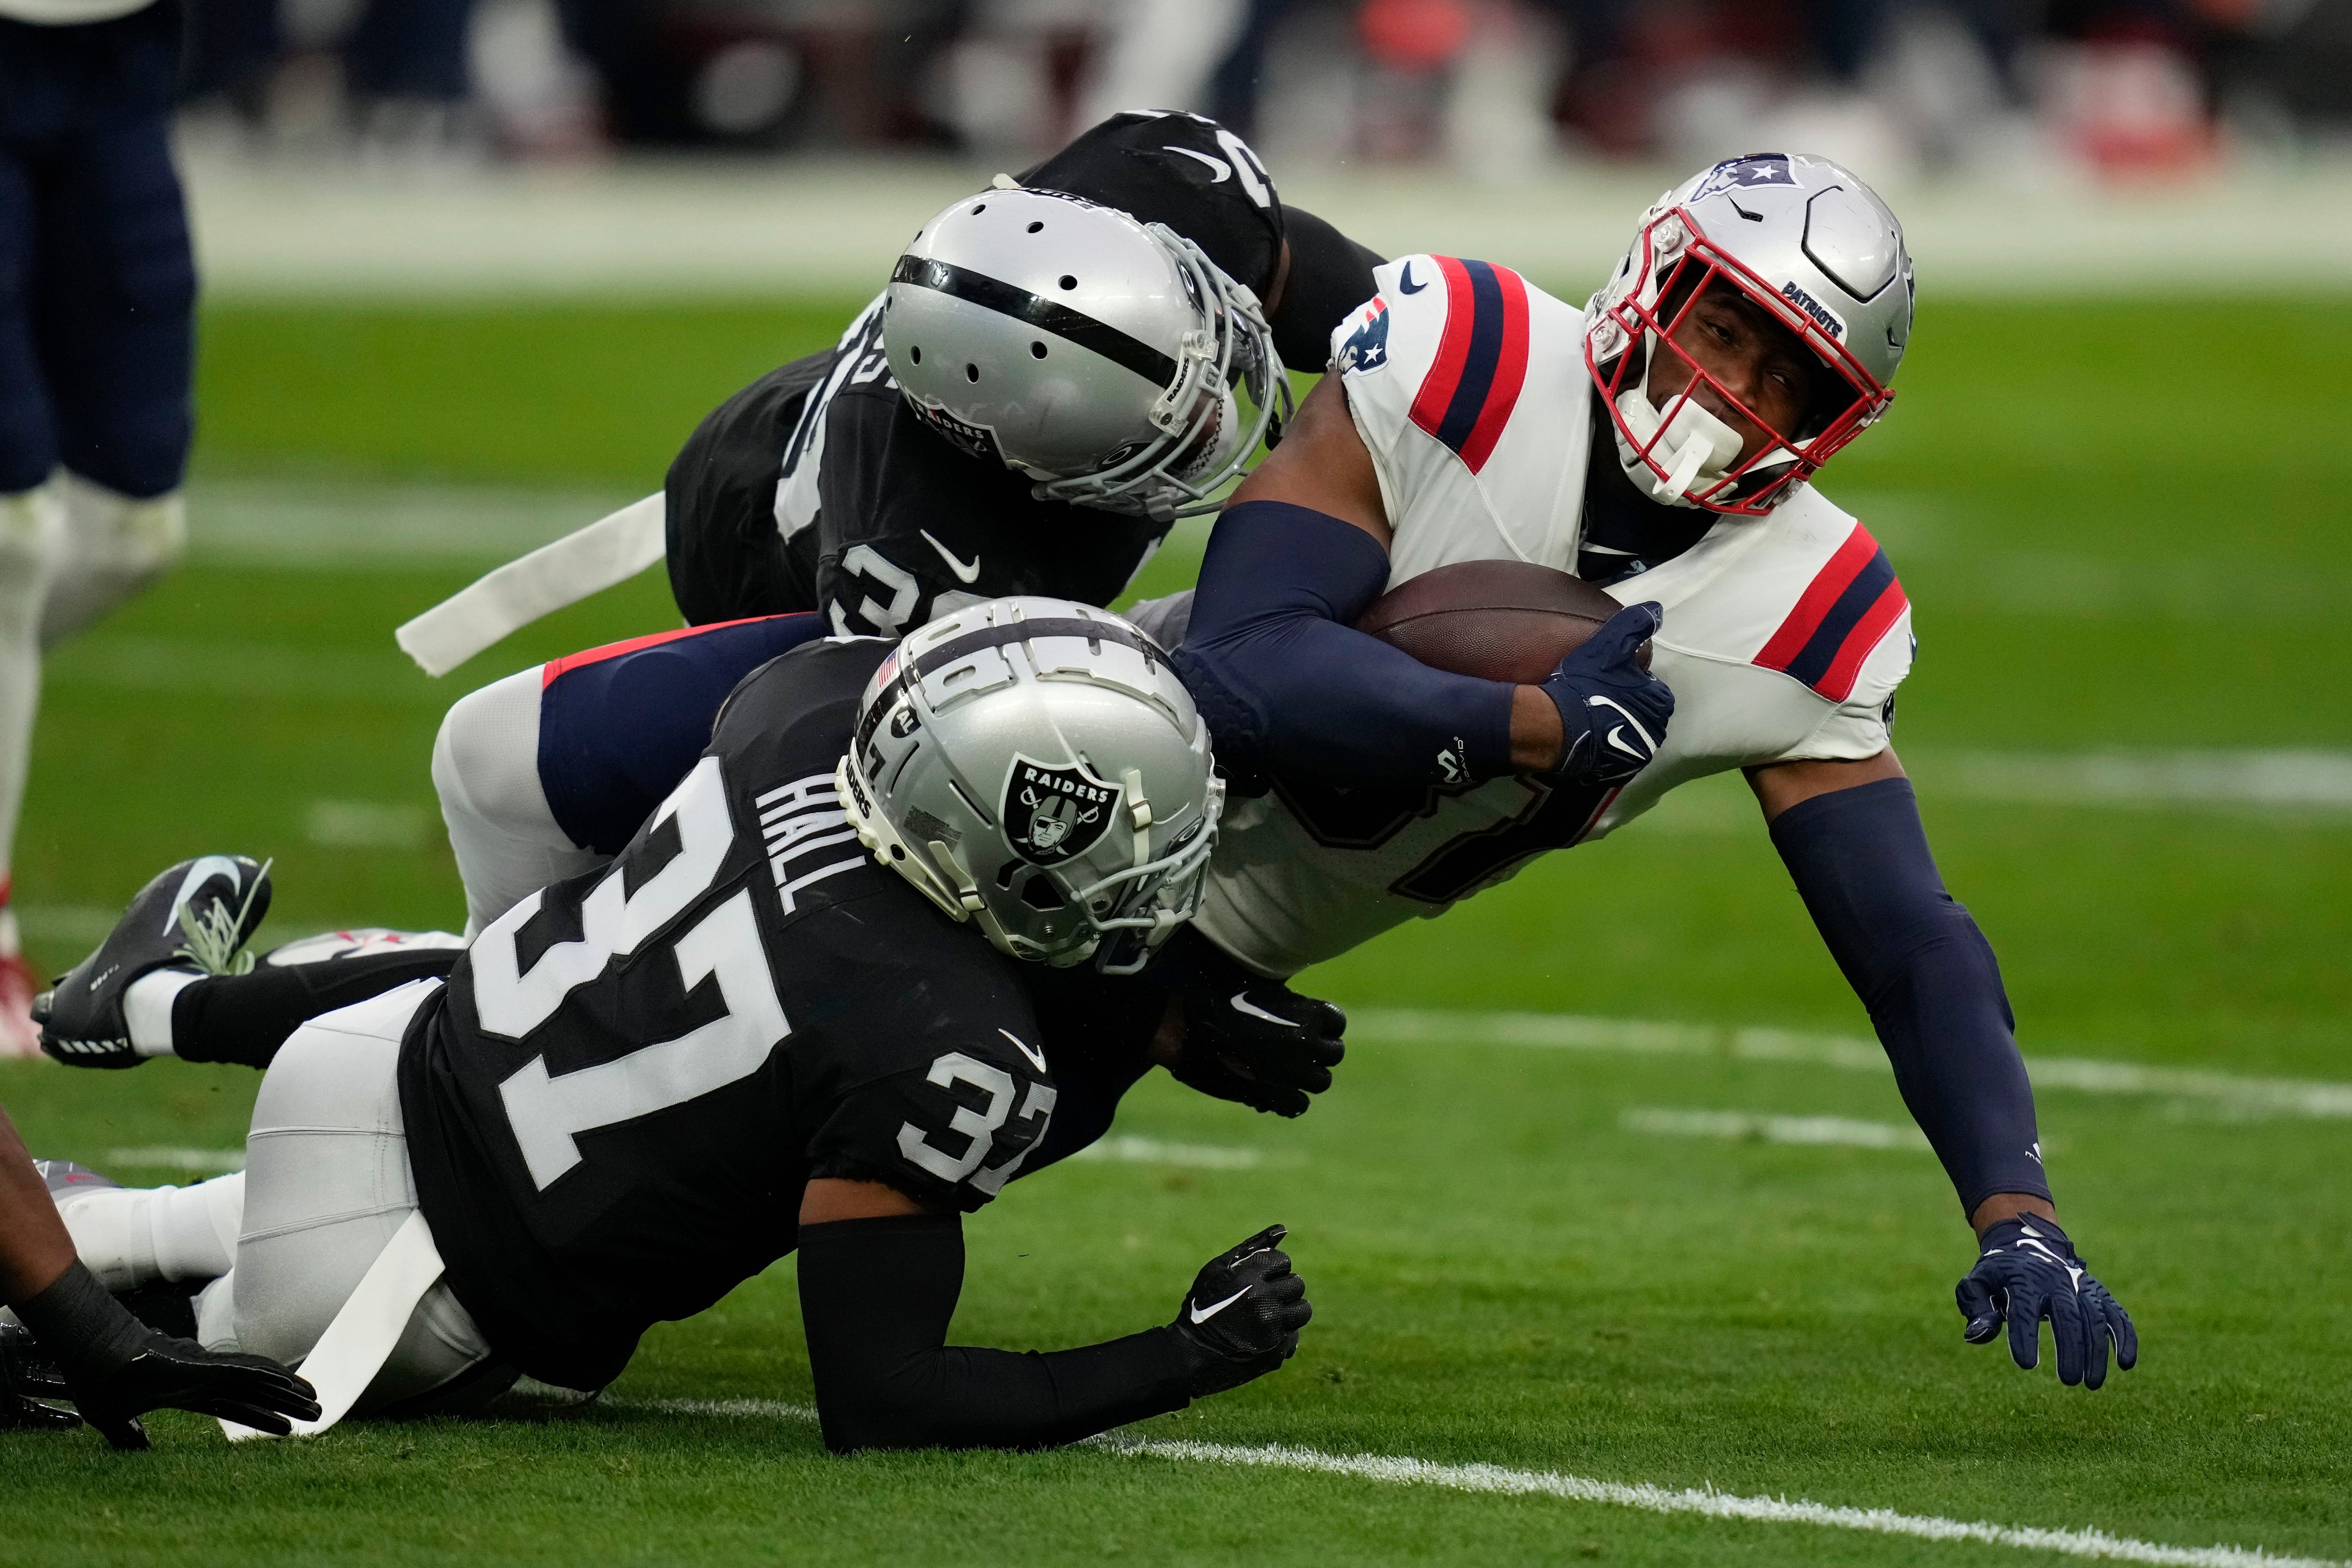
[40,472,185,646]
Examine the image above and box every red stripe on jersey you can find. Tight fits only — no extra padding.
[1754,525,1881,672]
[1405,257,1533,476]
[1407,257,1479,442]
[1813,576,1909,703]
[1458,265,1531,473]
[1754,523,1908,702]
[542,615,782,687]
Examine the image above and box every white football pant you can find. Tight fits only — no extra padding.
[56,981,493,1420]
[432,663,607,937]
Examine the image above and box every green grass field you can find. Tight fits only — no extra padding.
[3,295,2350,1567]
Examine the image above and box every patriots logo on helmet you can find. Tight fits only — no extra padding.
[1002,757,1118,866]
[1691,153,1798,201]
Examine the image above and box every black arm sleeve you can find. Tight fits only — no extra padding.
[1269,205,1384,371]
[1172,500,1518,787]
[796,1215,1191,1452]
[1768,777,2052,1215]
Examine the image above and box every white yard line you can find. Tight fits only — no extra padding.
[598,1396,2340,1566]
[1351,1010,2352,1120]
[1066,1135,1299,1170]
[1105,1439,2345,1568]
[1620,1107,1930,1150]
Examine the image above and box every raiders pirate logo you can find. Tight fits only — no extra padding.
[1002,756,1119,866]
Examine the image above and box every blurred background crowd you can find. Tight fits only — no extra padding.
[172,0,2352,184]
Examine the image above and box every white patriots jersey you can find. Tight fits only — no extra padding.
[1192,255,1915,978]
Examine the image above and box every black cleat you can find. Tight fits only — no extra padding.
[35,857,271,1069]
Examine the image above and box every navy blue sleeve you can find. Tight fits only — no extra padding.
[538,614,829,854]
[1171,500,1517,788]
[1768,777,2053,1216]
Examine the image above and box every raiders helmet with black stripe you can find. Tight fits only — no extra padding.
[883,188,1290,519]
[838,597,1224,972]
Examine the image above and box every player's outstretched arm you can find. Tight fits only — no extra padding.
[0,1105,320,1446]
[795,1180,1309,1451]
[1750,754,2137,1389]
[1173,375,1665,789]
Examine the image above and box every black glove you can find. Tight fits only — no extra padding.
[1539,601,1674,789]
[1956,1215,2138,1390]
[2,1319,83,1433]
[13,1261,320,1449]
[1151,930,1346,1118]
[1167,1225,1312,1397]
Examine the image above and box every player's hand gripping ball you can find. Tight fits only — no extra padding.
[1956,1215,2137,1390]
[1539,601,1675,788]
[1168,1225,1312,1396]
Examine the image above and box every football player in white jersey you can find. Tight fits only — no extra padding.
[1166,152,2137,1392]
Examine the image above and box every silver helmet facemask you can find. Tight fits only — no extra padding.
[838,597,1225,973]
[885,188,1292,521]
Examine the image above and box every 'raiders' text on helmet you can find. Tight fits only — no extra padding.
[1584,152,1914,516]
[839,596,1224,972]
[884,188,1292,520]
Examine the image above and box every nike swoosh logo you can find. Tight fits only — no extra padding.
[1162,145,1231,183]
[162,856,243,937]
[1398,261,1426,294]
[921,530,982,584]
[1188,1287,1250,1324]
[999,1028,1048,1075]
[1585,695,1658,757]
[1229,992,1297,1028]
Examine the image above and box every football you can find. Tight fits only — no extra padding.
[1356,560,1648,684]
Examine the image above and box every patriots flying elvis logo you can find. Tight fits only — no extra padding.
[1335,298,1391,373]
[1691,153,1798,202]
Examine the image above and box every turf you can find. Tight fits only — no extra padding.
[4,295,2350,1566]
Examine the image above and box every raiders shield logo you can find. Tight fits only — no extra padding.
[1002,756,1120,866]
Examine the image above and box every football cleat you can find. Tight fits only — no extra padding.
[34,856,272,1069]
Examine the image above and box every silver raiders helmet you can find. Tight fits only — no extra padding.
[1584,152,1914,516]
[837,596,1224,973]
[883,186,1291,520]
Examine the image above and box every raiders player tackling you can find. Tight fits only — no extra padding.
[27,600,1311,1448]
[1169,153,2135,1389]
[666,109,1380,637]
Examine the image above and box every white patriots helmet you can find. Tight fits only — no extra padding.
[837,596,1224,974]
[883,187,1291,520]
[1585,152,1914,516]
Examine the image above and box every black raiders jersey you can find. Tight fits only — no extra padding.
[397,637,1059,1391]
[665,304,1174,636]
[662,111,1383,637]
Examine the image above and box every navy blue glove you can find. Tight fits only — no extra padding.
[1956,1215,2137,1390]
[1539,601,1674,788]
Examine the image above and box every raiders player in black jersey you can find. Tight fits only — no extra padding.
[664,110,1383,637]
[28,601,1311,1450]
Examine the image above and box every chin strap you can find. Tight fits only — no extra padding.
[1613,385,1744,507]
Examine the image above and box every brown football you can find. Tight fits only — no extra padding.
[1356,560,1646,684]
